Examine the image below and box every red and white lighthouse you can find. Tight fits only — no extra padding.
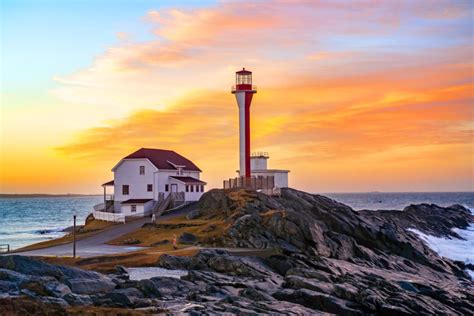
[232,68,257,178]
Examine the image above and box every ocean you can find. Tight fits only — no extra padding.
[0,192,473,267]
[0,195,102,250]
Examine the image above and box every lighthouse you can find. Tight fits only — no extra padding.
[232,68,257,178]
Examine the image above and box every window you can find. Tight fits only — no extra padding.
[201,185,204,192]
[185,185,189,192]
[177,167,183,175]
[190,185,194,192]
[122,185,129,195]
[131,205,136,212]
[165,184,169,192]
[147,184,153,192]
[139,166,145,175]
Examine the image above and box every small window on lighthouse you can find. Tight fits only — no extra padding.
[139,166,145,175]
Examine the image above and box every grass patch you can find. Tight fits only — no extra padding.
[107,214,229,248]
[41,247,199,273]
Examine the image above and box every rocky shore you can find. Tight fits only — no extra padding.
[0,188,472,315]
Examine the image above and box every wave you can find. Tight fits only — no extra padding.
[408,223,474,279]
[0,227,67,236]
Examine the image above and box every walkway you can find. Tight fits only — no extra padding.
[10,203,196,258]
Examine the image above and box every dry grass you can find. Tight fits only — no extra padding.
[107,215,229,248]
[42,247,200,273]
[15,219,116,252]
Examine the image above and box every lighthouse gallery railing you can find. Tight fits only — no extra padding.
[223,176,274,190]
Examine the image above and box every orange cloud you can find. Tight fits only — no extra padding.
[56,60,473,191]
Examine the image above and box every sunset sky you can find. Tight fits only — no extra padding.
[1,0,473,194]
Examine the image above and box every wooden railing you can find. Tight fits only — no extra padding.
[223,176,275,190]
[152,192,185,223]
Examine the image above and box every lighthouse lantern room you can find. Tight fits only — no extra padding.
[232,68,257,178]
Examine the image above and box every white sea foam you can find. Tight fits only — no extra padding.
[408,221,474,278]
[126,267,188,280]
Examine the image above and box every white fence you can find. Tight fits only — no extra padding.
[92,211,126,223]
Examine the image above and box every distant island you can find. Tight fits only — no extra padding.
[0,194,101,198]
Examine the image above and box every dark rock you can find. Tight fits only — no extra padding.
[65,277,115,295]
[115,265,128,275]
[178,232,198,244]
[105,287,144,307]
[266,255,294,275]
[43,281,72,298]
[0,256,64,280]
[39,296,69,307]
[286,268,332,282]
[283,275,334,294]
[186,209,201,220]
[63,293,93,306]
[19,280,50,296]
[0,280,18,294]
[273,288,364,315]
[157,254,191,270]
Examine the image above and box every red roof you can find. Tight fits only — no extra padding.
[121,199,153,204]
[123,148,201,172]
[169,176,207,184]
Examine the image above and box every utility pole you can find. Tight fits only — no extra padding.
[72,209,77,258]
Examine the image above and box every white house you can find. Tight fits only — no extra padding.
[94,148,206,220]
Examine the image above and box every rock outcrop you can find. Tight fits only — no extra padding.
[0,188,472,315]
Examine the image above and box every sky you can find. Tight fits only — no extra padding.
[0,0,473,194]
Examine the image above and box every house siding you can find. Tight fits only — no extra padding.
[113,159,156,212]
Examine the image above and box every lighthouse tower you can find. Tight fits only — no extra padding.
[232,68,257,178]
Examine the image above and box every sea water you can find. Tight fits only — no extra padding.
[0,196,102,250]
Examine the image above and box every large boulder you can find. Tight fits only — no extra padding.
[65,278,115,295]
